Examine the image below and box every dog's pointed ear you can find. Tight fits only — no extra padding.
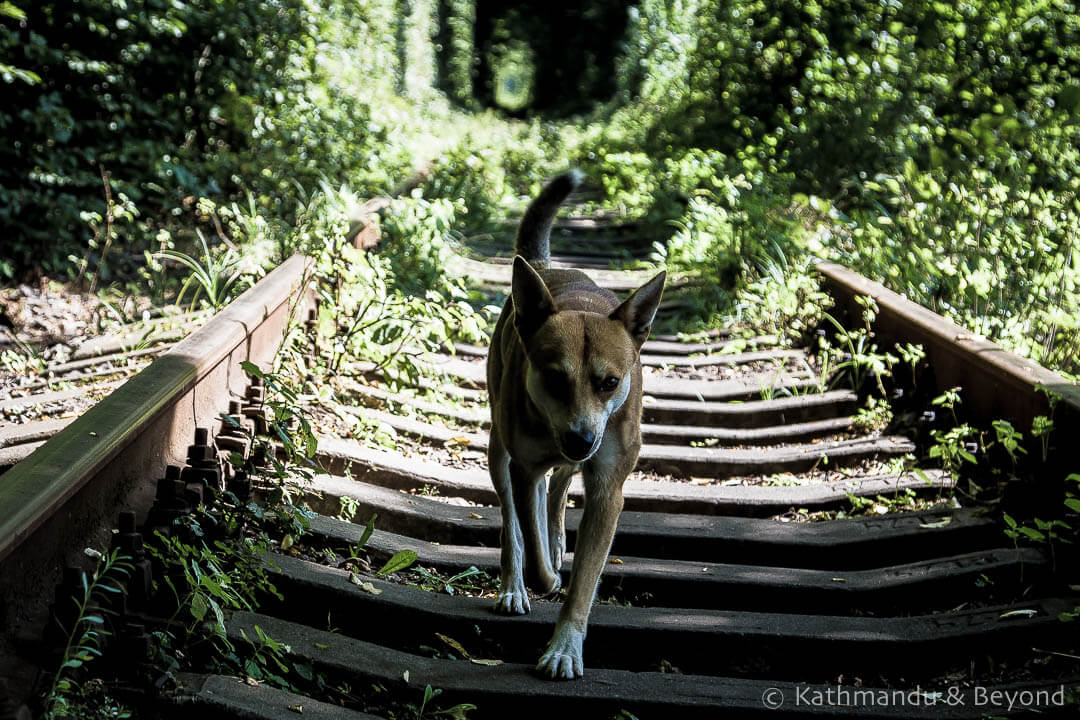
[512,256,556,340]
[610,271,666,348]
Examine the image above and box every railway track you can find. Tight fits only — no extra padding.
[0,214,1078,718]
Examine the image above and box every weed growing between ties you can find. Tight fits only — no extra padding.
[995,385,1080,605]
[39,549,134,720]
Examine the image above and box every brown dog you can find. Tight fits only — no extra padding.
[486,171,666,679]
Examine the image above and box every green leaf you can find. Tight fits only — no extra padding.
[438,703,479,719]
[0,3,27,21]
[376,549,418,576]
[240,361,265,379]
[208,597,226,636]
[1018,527,1046,542]
[358,513,377,548]
[201,573,225,598]
[191,592,208,622]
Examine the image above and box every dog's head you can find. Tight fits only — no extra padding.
[511,257,666,463]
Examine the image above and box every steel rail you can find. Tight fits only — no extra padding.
[817,262,1080,452]
[0,255,312,631]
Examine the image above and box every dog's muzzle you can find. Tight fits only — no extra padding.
[559,429,596,462]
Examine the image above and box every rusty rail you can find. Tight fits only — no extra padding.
[817,262,1080,458]
[0,255,313,634]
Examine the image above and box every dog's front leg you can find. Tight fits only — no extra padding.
[537,468,624,679]
[488,431,529,615]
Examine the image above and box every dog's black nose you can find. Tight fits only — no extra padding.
[560,430,596,460]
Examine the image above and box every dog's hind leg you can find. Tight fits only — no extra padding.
[489,431,530,615]
[513,464,561,596]
[546,466,575,576]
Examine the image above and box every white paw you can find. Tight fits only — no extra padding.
[536,623,584,679]
[494,575,530,615]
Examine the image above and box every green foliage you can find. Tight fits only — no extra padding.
[71,172,141,292]
[1003,474,1076,575]
[1003,512,1070,547]
[603,0,1080,188]
[731,255,832,343]
[819,167,1080,376]
[586,151,663,220]
[932,387,963,423]
[0,1,410,281]
[295,186,489,380]
[926,389,979,489]
[0,1,300,275]
[437,0,478,108]
[137,351,326,691]
[241,361,320,470]
[414,684,477,720]
[853,395,894,433]
[419,147,507,232]
[415,121,569,234]
[570,0,1080,380]
[928,423,979,476]
[1066,473,1080,516]
[1032,414,1055,461]
[237,624,294,688]
[655,172,815,318]
[844,488,921,517]
[375,549,419,576]
[141,488,314,690]
[358,513,378,547]
[895,342,926,389]
[991,419,1027,468]
[2,0,1079,386]
[42,548,133,720]
[146,514,282,648]
[379,195,464,289]
[817,298,900,396]
[157,231,243,310]
[405,564,496,596]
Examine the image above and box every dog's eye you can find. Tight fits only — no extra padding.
[598,375,620,392]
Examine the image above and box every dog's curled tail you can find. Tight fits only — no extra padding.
[514,169,583,267]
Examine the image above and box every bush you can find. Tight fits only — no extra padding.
[574,0,1080,378]
[0,0,410,281]
[378,195,463,294]
[0,1,306,275]
[817,164,1080,377]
